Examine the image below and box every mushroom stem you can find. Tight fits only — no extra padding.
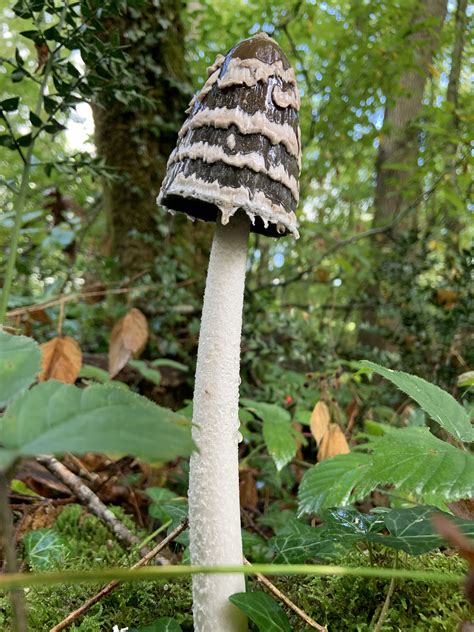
[189,211,250,632]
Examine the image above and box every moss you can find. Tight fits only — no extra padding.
[270,549,471,631]
[1,507,470,631]
[0,504,193,631]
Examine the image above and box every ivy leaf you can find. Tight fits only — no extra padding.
[360,361,474,442]
[0,381,195,470]
[368,428,474,502]
[298,452,373,516]
[229,591,291,632]
[368,506,474,555]
[271,530,348,563]
[241,400,296,471]
[23,528,64,570]
[0,331,41,407]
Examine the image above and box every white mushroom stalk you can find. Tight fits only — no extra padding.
[189,211,250,631]
[157,31,300,632]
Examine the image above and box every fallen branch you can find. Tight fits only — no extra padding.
[49,519,188,632]
[36,455,163,560]
[244,558,327,631]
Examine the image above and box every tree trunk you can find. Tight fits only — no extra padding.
[91,1,190,274]
[373,0,448,230]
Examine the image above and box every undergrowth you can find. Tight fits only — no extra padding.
[0,505,470,631]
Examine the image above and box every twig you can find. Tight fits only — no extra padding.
[36,455,166,562]
[49,519,188,632]
[373,551,398,632]
[0,473,28,632]
[244,558,327,631]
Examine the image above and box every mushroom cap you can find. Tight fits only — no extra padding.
[158,32,301,238]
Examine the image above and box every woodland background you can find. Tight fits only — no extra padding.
[0,0,473,630]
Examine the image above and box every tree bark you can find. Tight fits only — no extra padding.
[91,1,190,274]
[373,0,448,230]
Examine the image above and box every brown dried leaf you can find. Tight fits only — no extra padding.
[108,308,148,378]
[39,336,82,384]
[310,400,331,445]
[318,423,350,461]
[448,498,474,520]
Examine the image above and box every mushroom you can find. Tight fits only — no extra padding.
[158,32,301,632]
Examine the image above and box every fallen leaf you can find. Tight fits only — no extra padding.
[109,308,148,378]
[310,400,331,445]
[39,336,82,384]
[318,423,350,461]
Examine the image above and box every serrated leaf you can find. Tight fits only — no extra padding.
[242,401,296,471]
[129,618,183,632]
[368,506,474,555]
[109,308,148,378]
[229,591,291,632]
[360,361,474,442]
[0,331,41,407]
[0,381,195,470]
[39,336,82,384]
[368,427,474,502]
[23,528,64,570]
[298,452,373,516]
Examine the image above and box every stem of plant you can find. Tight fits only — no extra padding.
[0,472,28,632]
[373,550,398,632]
[0,10,61,325]
[188,212,250,632]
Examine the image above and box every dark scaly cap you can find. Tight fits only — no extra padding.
[157,32,301,238]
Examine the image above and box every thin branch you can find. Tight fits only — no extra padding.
[244,558,327,631]
[49,519,188,632]
[36,455,166,562]
[373,551,398,632]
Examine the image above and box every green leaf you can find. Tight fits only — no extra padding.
[368,506,474,555]
[19,30,42,43]
[368,427,474,502]
[271,530,348,563]
[78,364,111,383]
[0,134,16,149]
[29,111,43,127]
[23,528,64,570]
[151,358,188,372]
[129,618,182,632]
[298,452,373,516]
[0,332,41,407]
[0,381,195,470]
[0,97,20,112]
[17,133,32,147]
[129,360,162,386]
[11,69,26,83]
[242,400,296,471]
[229,591,291,632]
[360,361,474,442]
[146,487,178,504]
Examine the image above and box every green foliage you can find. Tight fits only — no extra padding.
[360,361,474,441]
[0,380,195,469]
[129,618,183,632]
[241,400,297,471]
[229,591,291,632]
[22,528,65,570]
[0,330,41,406]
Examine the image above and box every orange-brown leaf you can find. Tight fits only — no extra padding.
[310,400,331,445]
[239,468,258,509]
[108,308,148,378]
[39,336,82,384]
[318,423,350,461]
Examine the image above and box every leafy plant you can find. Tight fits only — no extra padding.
[229,591,291,632]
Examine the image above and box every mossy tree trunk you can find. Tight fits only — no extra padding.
[91,1,190,275]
